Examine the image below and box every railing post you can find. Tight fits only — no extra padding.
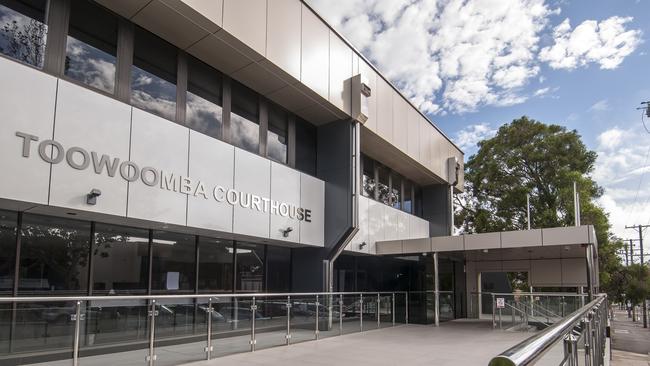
[563,333,579,366]
[377,294,380,328]
[72,301,81,366]
[315,294,320,340]
[250,297,257,352]
[585,312,594,366]
[286,296,291,345]
[147,300,157,366]
[492,293,496,329]
[359,294,363,331]
[405,293,409,324]
[561,296,565,317]
[499,307,502,330]
[392,293,395,326]
[339,294,343,335]
[205,298,213,360]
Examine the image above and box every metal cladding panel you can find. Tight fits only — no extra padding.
[127,108,189,226]
[49,81,131,216]
[397,209,409,239]
[561,258,587,286]
[186,130,234,232]
[300,4,329,100]
[501,229,543,248]
[328,32,352,115]
[347,195,369,253]
[431,235,464,252]
[406,107,420,160]
[299,173,324,246]
[418,116,432,174]
[270,162,301,242]
[464,232,502,250]
[132,0,209,50]
[0,58,56,205]
[222,0,267,57]
[392,94,408,152]
[531,259,563,287]
[376,240,402,255]
[409,215,429,239]
[367,199,385,250]
[177,0,223,30]
[232,148,271,238]
[358,61,377,132]
[384,205,399,241]
[403,238,431,254]
[431,129,445,178]
[266,0,301,80]
[376,78,393,142]
[187,33,254,75]
[542,226,590,246]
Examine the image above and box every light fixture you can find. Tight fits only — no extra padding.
[359,242,367,250]
[482,249,489,253]
[281,227,293,237]
[86,188,102,205]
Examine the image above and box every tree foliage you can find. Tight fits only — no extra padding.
[455,116,622,294]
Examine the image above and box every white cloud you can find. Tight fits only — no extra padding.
[589,99,610,112]
[532,86,559,97]
[454,123,497,155]
[597,127,624,150]
[540,16,643,70]
[308,1,642,115]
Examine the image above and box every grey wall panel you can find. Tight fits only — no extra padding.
[464,232,501,250]
[392,94,408,152]
[358,61,377,132]
[266,0,301,80]
[542,226,590,246]
[347,195,369,253]
[403,238,430,253]
[367,199,384,252]
[561,258,587,286]
[328,32,352,115]
[186,130,234,232]
[0,58,57,205]
[384,205,398,241]
[132,0,209,50]
[376,78,393,142]
[501,229,542,248]
[222,0,267,57]
[418,116,432,174]
[232,148,271,238]
[422,184,451,236]
[531,259,562,287]
[176,0,223,30]
[49,81,131,216]
[375,240,402,255]
[301,4,329,100]
[299,173,325,246]
[270,162,301,242]
[406,107,420,160]
[127,108,189,225]
[431,235,463,251]
[397,210,408,240]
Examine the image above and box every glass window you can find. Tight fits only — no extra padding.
[236,242,264,292]
[231,81,259,154]
[64,0,117,93]
[19,214,90,295]
[391,173,402,209]
[151,231,195,293]
[186,56,223,139]
[0,211,17,295]
[376,165,390,205]
[403,180,413,214]
[267,104,288,164]
[131,26,177,121]
[266,246,290,292]
[93,224,149,294]
[295,118,317,176]
[197,237,233,293]
[0,0,47,68]
[362,154,375,198]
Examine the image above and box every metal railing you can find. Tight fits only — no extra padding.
[488,294,609,366]
[0,291,409,366]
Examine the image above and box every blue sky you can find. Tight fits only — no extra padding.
[309,0,650,239]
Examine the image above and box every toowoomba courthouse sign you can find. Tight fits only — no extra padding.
[15,131,313,222]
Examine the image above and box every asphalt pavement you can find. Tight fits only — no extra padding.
[611,308,650,358]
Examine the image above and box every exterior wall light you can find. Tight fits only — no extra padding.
[281,227,293,237]
[86,189,101,205]
[359,242,367,250]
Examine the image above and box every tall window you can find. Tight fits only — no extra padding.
[131,26,177,121]
[267,103,288,164]
[231,81,259,153]
[19,214,90,295]
[0,0,48,68]
[151,231,195,293]
[93,224,149,294]
[376,164,390,205]
[64,0,117,93]
[403,180,413,214]
[362,154,375,198]
[391,173,402,209]
[197,237,233,293]
[0,211,17,295]
[236,242,264,292]
[186,56,223,139]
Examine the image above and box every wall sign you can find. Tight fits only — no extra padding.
[15,131,312,222]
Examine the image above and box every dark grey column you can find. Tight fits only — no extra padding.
[422,184,452,236]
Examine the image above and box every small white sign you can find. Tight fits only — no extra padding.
[166,272,180,290]
[496,297,505,309]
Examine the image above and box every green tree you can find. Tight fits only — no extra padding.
[455,116,622,294]
[623,264,650,310]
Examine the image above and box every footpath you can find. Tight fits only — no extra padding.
[611,309,650,365]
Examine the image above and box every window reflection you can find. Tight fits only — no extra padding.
[19,214,90,295]
[267,104,287,164]
[151,231,195,293]
[236,242,264,292]
[377,165,391,205]
[186,56,223,139]
[295,117,317,176]
[403,180,413,214]
[0,0,48,68]
[131,26,177,121]
[198,237,233,293]
[391,174,402,209]
[93,224,149,294]
[64,0,117,93]
[231,81,259,153]
[0,211,17,295]
[362,154,375,198]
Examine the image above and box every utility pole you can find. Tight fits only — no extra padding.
[626,224,650,328]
